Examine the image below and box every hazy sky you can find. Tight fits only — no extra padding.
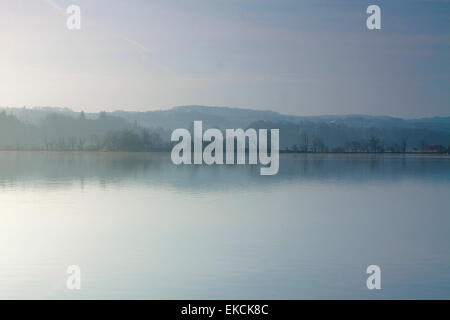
[0,0,449,117]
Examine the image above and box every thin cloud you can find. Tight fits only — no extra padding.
[41,0,174,76]
[43,0,65,14]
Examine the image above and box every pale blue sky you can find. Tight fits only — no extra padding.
[0,0,449,117]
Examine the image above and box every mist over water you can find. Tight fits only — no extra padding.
[0,152,449,299]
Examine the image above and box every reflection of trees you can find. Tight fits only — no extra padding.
[0,153,446,192]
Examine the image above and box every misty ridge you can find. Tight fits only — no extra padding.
[0,105,449,153]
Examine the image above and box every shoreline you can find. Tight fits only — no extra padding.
[0,150,448,155]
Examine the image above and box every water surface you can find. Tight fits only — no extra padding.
[0,152,449,299]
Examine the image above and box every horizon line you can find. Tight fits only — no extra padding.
[0,105,449,121]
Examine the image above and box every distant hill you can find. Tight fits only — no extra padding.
[111,106,450,134]
[3,105,449,131]
[1,105,449,151]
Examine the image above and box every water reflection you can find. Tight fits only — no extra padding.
[0,151,449,299]
[0,152,448,191]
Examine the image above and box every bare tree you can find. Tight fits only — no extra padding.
[299,130,309,152]
[312,136,326,153]
[400,136,408,153]
[369,136,379,152]
[77,137,86,151]
[419,140,427,152]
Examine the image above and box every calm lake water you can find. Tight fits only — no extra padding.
[0,151,449,299]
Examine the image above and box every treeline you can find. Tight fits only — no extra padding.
[0,111,449,153]
[249,120,450,153]
[0,111,170,151]
[286,135,408,153]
